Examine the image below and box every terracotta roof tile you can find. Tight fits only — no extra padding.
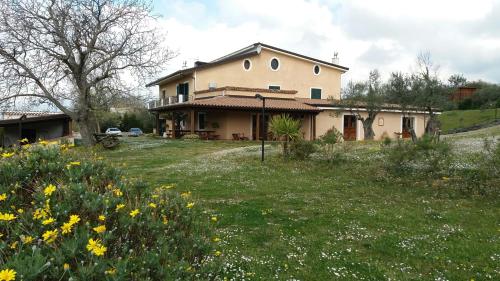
[151,96,320,112]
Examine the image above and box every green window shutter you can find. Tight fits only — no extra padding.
[311,88,322,99]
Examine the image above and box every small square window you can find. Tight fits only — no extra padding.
[311,88,322,99]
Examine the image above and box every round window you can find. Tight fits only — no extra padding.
[313,65,321,75]
[270,58,280,71]
[243,59,251,71]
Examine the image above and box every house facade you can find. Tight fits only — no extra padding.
[147,43,429,141]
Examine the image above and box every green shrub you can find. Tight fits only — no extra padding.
[0,143,221,280]
[448,139,500,195]
[269,114,301,157]
[290,140,317,160]
[182,134,200,140]
[318,127,344,163]
[383,135,452,178]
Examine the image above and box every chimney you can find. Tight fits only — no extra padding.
[332,52,339,65]
[182,61,188,69]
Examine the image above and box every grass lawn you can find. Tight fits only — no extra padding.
[100,137,499,280]
[439,109,499,133]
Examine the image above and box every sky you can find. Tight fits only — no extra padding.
[152,0,500,85]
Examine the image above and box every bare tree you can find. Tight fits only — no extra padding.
[342,70,384,140]
[414,52,446,135]
[0,0,173,145]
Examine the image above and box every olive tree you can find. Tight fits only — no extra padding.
[0,0,173,145]
[342,69,385,140]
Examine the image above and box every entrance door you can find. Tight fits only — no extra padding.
[402,117,415,138]
[251,114,270,140]
[343,115,357,141]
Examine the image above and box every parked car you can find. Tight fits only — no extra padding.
[128,128,143,137]
[105,128,122,136]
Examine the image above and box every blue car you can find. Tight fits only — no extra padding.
[128,128,143,137]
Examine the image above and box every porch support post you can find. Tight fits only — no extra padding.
[171,112,176,139]
[190,109,195,134]
[312,114,316,140]
[256,113,260,140]
[155,113,160,136]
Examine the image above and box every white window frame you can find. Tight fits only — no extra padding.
[269,57,280,71]
[313,64,321,75]
[268,84,281,91]
[242,59,252,71]
[197,112,207,130]
[310,87,322,99]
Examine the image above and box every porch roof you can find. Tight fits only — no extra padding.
[149,96,320,113]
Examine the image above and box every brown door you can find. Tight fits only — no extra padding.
[343,115,357,141]
[402,117,414,138]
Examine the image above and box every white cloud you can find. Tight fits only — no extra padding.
[151,0,500,97]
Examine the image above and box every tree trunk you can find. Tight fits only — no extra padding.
[361,119,375,140]
[78,116,97,146]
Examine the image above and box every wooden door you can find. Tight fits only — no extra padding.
[402,117,414,138]
[343,115,357,141]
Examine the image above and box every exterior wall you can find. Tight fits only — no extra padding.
[316,109,429,140]
[207,111,252,140]
[158,76,195,101]
[195,48,343,99]
[1,120,67,147]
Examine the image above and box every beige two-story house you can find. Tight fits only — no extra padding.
[147,43,429,141]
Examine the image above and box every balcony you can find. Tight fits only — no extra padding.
[147,95,188,109]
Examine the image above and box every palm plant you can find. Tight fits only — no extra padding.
[268,114,301,157]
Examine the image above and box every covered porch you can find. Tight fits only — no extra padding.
[149,96,320,141]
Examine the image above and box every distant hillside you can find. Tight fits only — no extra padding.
[438,109,499,133]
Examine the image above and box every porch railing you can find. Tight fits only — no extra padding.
[147,95,188,109]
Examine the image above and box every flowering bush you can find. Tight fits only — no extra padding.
[0,143,221,280]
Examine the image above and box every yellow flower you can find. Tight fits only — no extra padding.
[214,250,222,256]
[69,161,80,166]
[0,268,16,281]
[112,188,123,197]
[213,237,221,242]
[93,225,106,234]
[61,222,73,234]
[19,138,29,143]
[0,194,7,201]
[1,152,15,158]
[104,268,117,275]
[17,209,23,214]
[39,140,49,145]
[181,191,191,198]
[0,212,16,221]
[63,263,70,271]
[42,217,55,225]
[42,229,58,244]
[186,202,195,209]
[211,216,218,222]
[148,202,157,208]
[10,241,18,249]
[115,204,125,211]
[442,176,450,180]
[69,215,80,225]
[162,215,169,225]
[44,184,56,196]
[98,215,106,221]
[86,238,107,256]
[33,208,48,220]
[129,209,140,218]
[161,184,175,189]
[21,235,34,244]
